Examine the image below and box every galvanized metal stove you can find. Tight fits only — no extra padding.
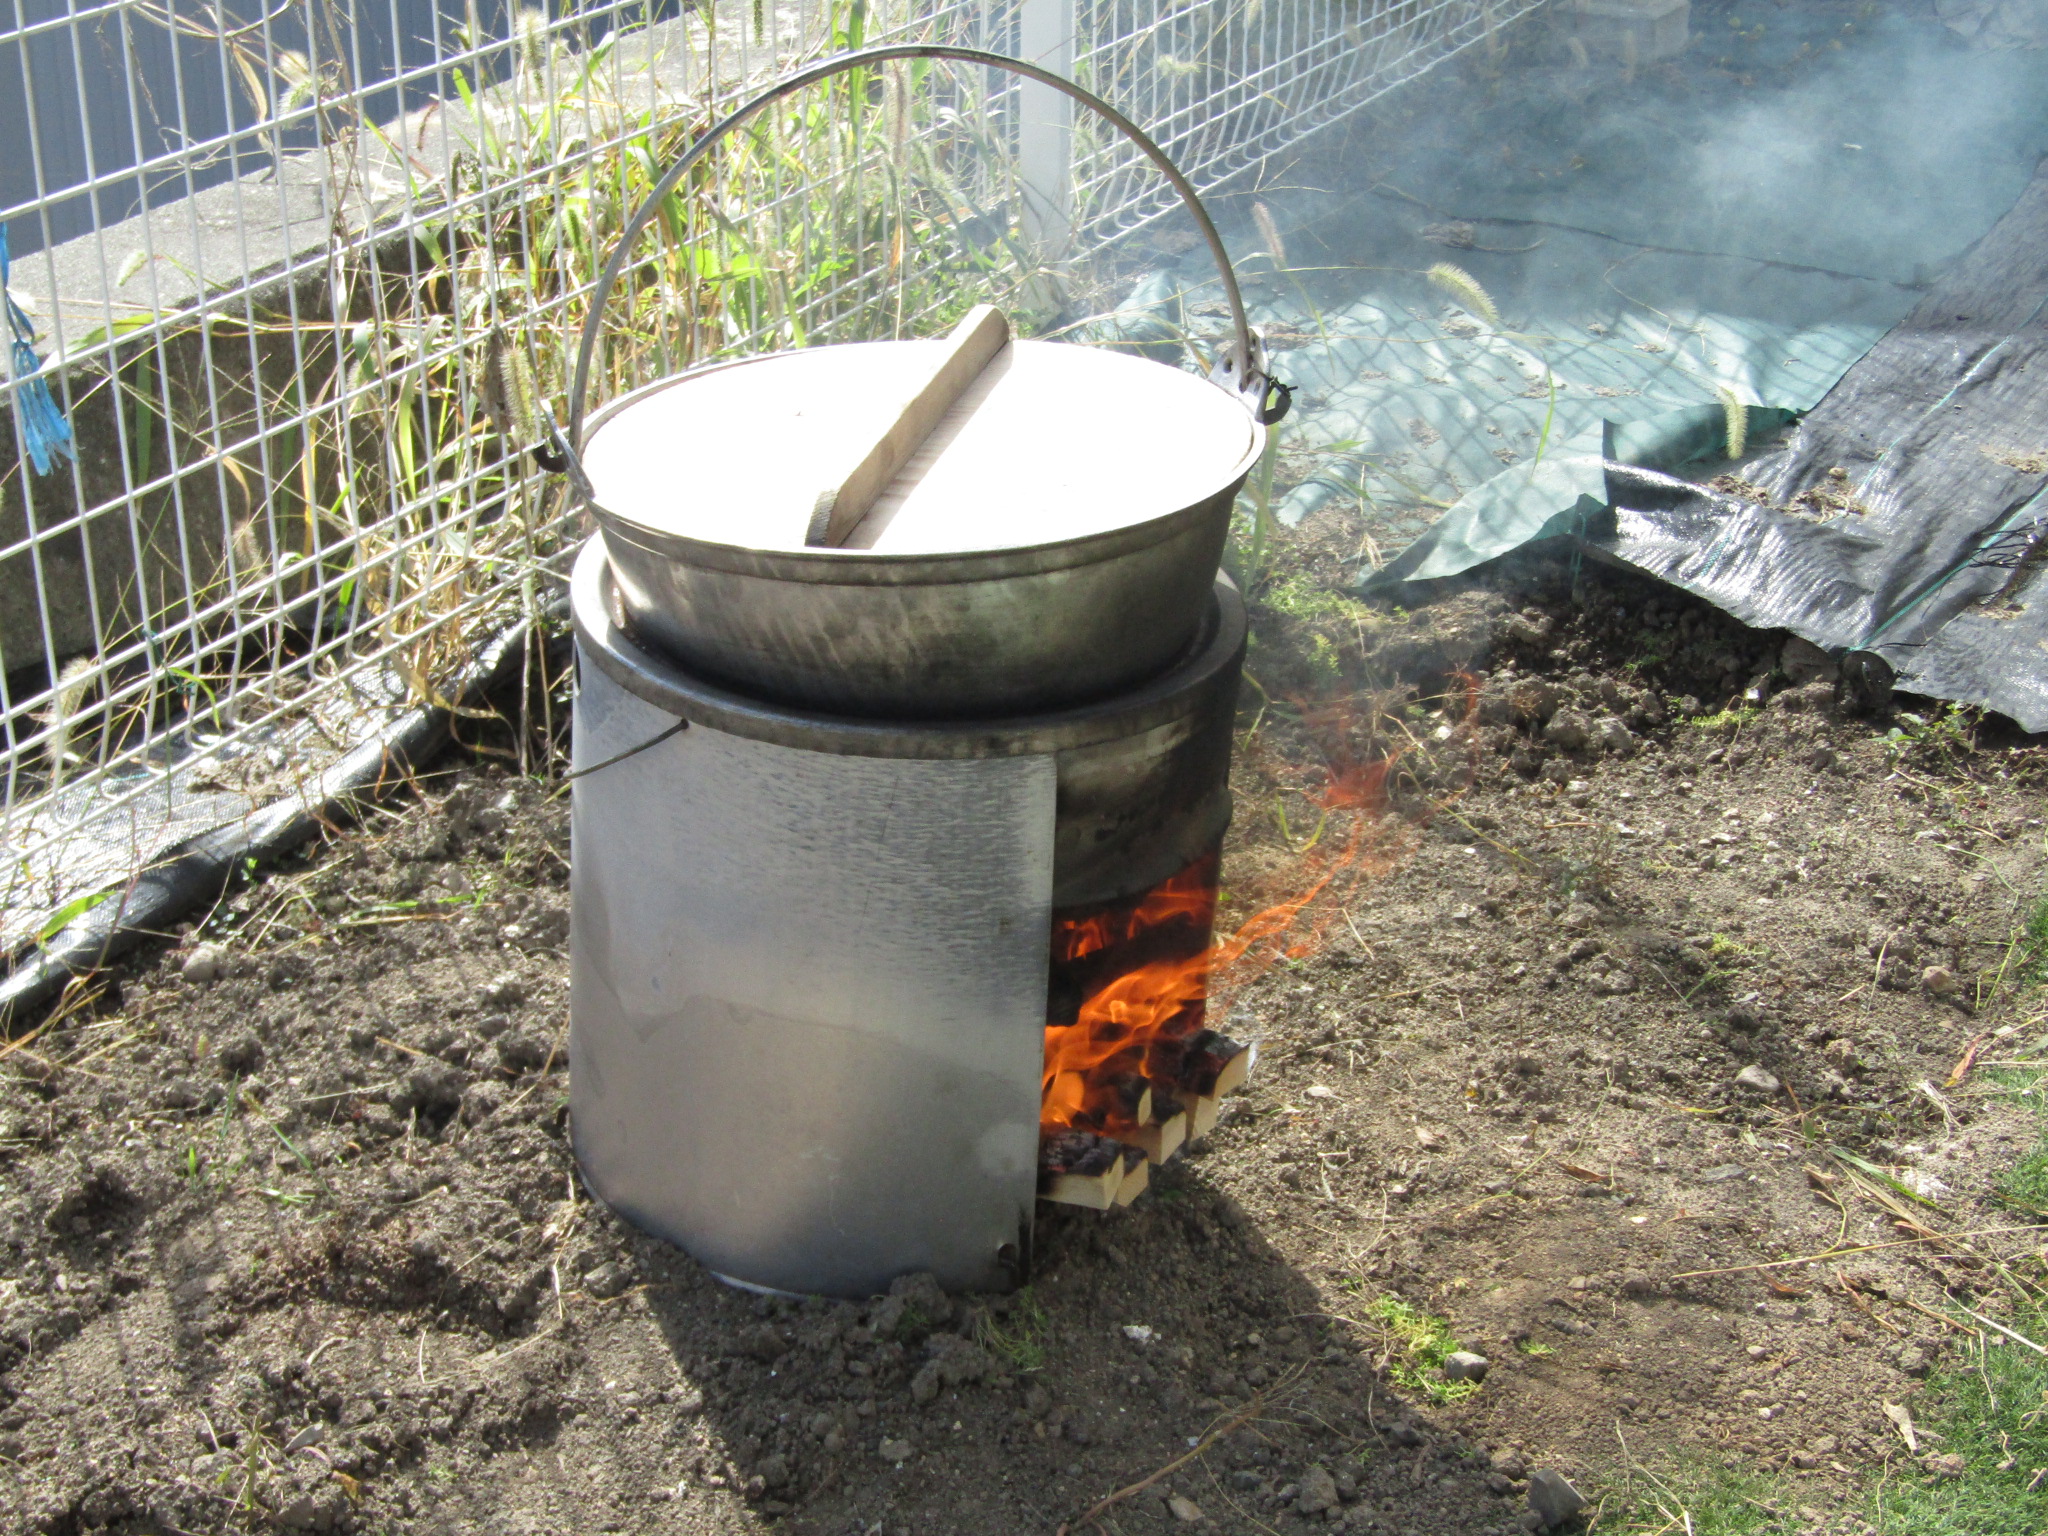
[558,45,1283,1299]
[569,542,1244,1297]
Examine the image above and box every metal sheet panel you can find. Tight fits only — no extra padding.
[570,657,1055,1297]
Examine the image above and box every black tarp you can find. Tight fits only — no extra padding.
[1575,157,2048,729]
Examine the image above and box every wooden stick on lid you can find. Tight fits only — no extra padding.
[804,304,1012,548]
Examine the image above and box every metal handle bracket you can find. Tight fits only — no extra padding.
[1207,328,1291,426]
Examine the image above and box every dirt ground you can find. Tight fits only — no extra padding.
[1,521,2045,1536]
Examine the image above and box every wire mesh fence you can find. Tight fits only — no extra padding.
[0,0,1522,953]
[1069,0,1551,243]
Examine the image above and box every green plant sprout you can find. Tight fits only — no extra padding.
[1360,1294,1481,1405]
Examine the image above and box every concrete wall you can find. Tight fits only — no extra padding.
[0,0,675,253]
[0,11,710,684]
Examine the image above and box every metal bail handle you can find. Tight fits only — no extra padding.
[562,43,1283,465]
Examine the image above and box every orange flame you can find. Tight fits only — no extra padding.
[1040,677,1484,1140]
[1042,854,1217,1138]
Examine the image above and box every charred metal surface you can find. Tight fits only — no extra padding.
[1049,687,1234,910]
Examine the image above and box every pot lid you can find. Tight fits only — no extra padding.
[581,338,1262,555]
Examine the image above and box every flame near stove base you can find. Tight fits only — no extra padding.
[1042,853,1219,1140]
[1039,725,1414,1142]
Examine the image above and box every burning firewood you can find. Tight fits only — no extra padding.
[1176,1030,1252,1100]
[1128,1095,1188,1164]
[1114,1075,1154,1131]
[1185,1035,1253,1139]
[1039,1132,1147,1210]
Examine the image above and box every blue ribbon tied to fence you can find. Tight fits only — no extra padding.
[1,226,76,476]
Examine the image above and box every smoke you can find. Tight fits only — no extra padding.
[1233,8,2048,334]
[1669,11,2048,287]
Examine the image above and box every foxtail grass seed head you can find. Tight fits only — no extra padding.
[230,516,263,589]
[516,8,549,84]
[1718,386,1749,460]
[888,65,909,155]
[44,656,96,788]
[1253,201,1287,272]
[1426,263,1499,329]
[485,327,543,449]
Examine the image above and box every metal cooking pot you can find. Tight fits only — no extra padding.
[558,45,1287,720]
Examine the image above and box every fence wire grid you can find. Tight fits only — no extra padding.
[0,0,1527,951]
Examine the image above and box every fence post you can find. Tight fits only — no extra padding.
[1016,0,1076,259]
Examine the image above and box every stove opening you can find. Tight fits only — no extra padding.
[1038,847,1250,1208]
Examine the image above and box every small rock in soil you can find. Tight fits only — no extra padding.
[1443,1350,1491,1383]
[180,943,228,986]
[1296,1464,1339,1514]
[1900,1169,1952,1202]
[583,1262,632,1300]
[496,1031,552,1074]
[216,1030,264,1075]
[871,1272,953,1339]
[1527,1468,1586,1529]
[156,1077,205,1112]
[1781,636,1837,684]
[1594,717,1637,756]
[877,1437,913,1463]
[399,1061,462,1116]
[1922,1451,1967,1477]
[1543,709,1592,750]
[739,1324,789,1362]
[1733,1064,1781,1095]
[479,974,525,1007]
[1167,1493,1205,1523]
[1921,965,1960,998]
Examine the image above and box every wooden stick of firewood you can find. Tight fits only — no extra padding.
[1113,1148,1150,1206]
[1040,1135,1143,1210]
[1129,1108,1188,1165]
[1189,1039,1254,1139]
[1042,1162,1123,1210]
[1212,1040,1252,1098]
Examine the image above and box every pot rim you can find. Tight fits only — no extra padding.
[580,347,1265,586]
[570,538,1247,758]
